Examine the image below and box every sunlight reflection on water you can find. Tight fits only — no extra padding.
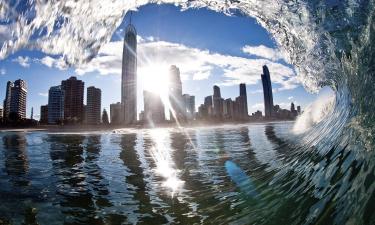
[149,129,184,197]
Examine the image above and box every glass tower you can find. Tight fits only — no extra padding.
[261,65,274,118]
[121,21,137,125]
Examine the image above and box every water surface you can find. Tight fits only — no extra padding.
[0,122,301,224]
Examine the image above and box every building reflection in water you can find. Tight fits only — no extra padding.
[48,135,104,224]
[2,133,29,187]
[0,124,318,224]
[85,136,112,208]
[119,133,167,224]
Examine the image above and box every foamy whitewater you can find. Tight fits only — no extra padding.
[0,0,374,224]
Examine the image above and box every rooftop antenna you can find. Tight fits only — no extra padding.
[129,11,133,25]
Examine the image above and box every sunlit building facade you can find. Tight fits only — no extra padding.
[3,79,28,120]
[169,65,184,122]
[121,21,137,125]
[61,76,84,122]
[183,94,195,120]
[213,85,223,118]
[48,85,64,124]
[86,86,101,125]
[144,91,165,124]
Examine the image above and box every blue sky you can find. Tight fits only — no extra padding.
[0,3,320,119]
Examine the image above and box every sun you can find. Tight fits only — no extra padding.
[139,63,171,103]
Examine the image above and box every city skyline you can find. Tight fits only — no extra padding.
[0,4,324,120]
[1,63,302,125]
[0,10,305,126]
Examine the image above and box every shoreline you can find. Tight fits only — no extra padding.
[0,120,296,133]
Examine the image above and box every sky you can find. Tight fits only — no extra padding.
[0,3,322,120]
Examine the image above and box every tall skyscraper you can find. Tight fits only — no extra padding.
[291,102,296,112]
[3,79,28,120]
[198,104,208,119]
[143,91,165,124]
[86,86,101,125]
[213,85,223,118]
[61,76,84,122]
[169,65,184,121]
[204,96,213,107]
[204,95,213,117]
[40,105,48,124]
[297,106,301,114]
[102,109,109,125]
[121,19,137,125]
[261,65,274,118]
[183,94,195,120]
[223,98,234,119]
[0,107,3,121]
[238,83,248,119]
[110,102,122,125]
[48,85,64,124]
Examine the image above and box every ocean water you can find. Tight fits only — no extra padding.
[0,122,346,225]
[1,0,375,224]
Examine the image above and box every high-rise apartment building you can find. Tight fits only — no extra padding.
[238,83,248,119]
[198,104,208,119]
[40,105,48,124]
[223,98,234,119]
[169,65,184,121]
[121,20,137,125]
[143,91,165,124]
[3,81,12,119]
[204,96,212,107]
[183,94,195,120]
[48,85,64,124]
[291,102,296,112]
[297,106,301,114]
[213,85,223,118]
[3,79,27,120]
[86,86,101,125]
[61,76,84,122]
[261,65,274,118]
[110,102,122,125]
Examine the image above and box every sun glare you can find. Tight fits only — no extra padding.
[139,64,170,98]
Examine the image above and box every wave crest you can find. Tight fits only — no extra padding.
[0,0,373,92]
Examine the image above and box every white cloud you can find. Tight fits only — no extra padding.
[39,56,68,70]
[250,89,263,94]
[252,103,264,112]
[275,76,300,91]
[278,102,291,109]
[288,96,294,100]
[75,37,298,90]
[38,92,48,97]
[0,68,5,75]
[40,56,54,67]
[12,56,30,67]
[193,70,211,80]
[242,45,284,61]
